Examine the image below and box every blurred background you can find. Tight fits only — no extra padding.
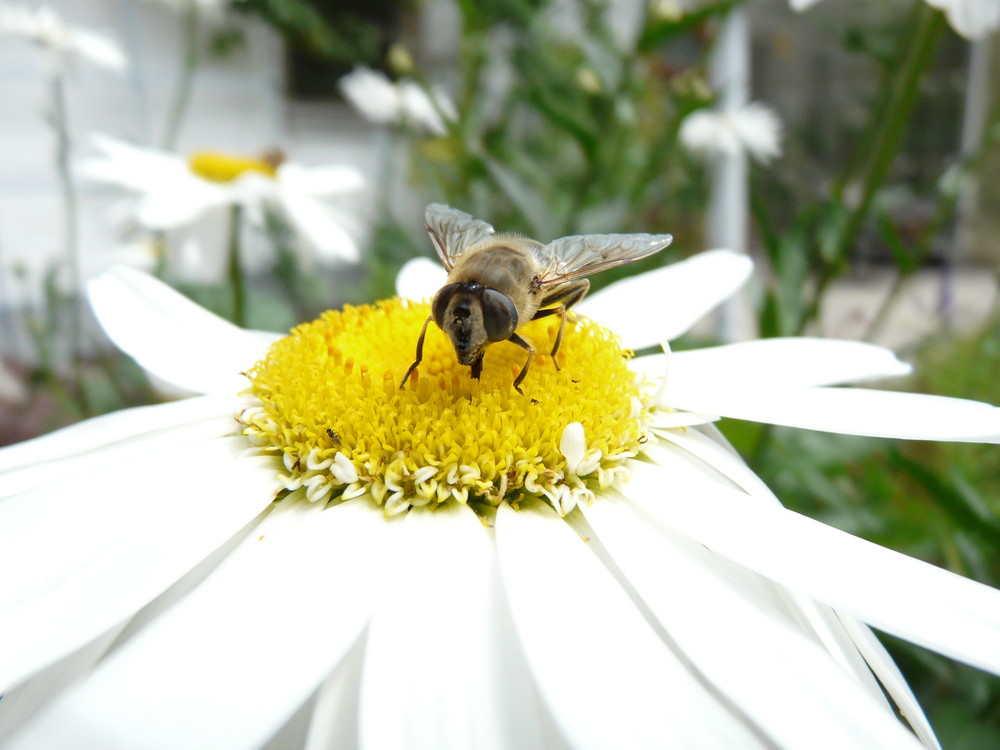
[0,0,998,745]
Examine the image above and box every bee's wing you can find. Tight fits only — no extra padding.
[534,232,673,285]
[424,203,496,271]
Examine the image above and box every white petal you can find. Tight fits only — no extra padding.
[925,0,1000,39]
[578,249,753,348]
[580,494,928,749]
[624,458,1000,676]
[135,178,229,229]
[0,412,236,499]
[69,28,127,72]
[650,426,788,500]
[87,266,281,394]
[669,337,912,388]
[359,504,557,750]
[0,394,235,477]
[729,102,783,163]
[0,627,124,743]
[395,257,446,301]
[277,163,365,197]
[834,614,940,750]
[7,498,394,750]
[0,438,282,693]
[495,500,769,749]
[659,381,1000,442]
[78,135,188,193]
[305,634,366,750]
[789,0,824,9]
[680,110,742,157]
[278,191,360,263]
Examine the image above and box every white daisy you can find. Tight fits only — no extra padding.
[0,3,126,71]
[77,134,366,265]
[1,249,998,748]
[679,101,784,164]
[790,0,1000,41]
[339,65,457,136]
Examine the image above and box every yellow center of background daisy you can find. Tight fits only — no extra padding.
[239,298,649,517]
[188,151,278,183]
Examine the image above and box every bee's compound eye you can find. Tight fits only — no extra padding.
[432,284,462,328]
[481,289,518,342]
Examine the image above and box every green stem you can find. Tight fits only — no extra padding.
[227,204,246,327]
[50,72,92,416]
[798,4,946,334]
[163,6,199,150]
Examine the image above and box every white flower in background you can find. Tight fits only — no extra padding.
[1,248,998,748]
[0,3,126,71]
[679,101,784,164]
[78,134,366,265]
[790,0,1000,41]
[339,65,457,136]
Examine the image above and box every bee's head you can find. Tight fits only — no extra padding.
[432,282,518,366]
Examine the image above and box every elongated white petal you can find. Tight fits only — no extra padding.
[7,498,394,750]
[659,381,1000,442]
[580,494,928,749]
[396,257,447,301]
[0,627,124,743]
[79,135,189,193]
[636,436,930,731]
[924,0,1000,39]
[135,178,229,229]
[625,458,1000,676]
[649,428,778,500]
[278,191,360,262]
[306,634,367,750]
[578,249,753,348]
[0,438,281,693]
[1,415,236,498]
[0,394,236,477]
[582,496,928,746]
[277,163,365,197]
[834,614,940,750]
[87,266,281,394]
[495,500,769,749]
[359,504,558,750]
[669,337,912,387]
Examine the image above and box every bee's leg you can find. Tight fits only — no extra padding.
[399,315,433,389]
[508,333,535,394]
[470,353,484,380]
[534,280,590,370]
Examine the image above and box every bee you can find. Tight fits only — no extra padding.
[400,203,673,393]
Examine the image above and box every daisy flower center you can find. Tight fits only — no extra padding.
[239,299,650,517]
[188,151,278,183]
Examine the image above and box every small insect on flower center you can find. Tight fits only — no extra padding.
[188,150,280,184]
[239,298,651,518]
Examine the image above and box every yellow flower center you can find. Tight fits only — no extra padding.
[188,151,278,183]
[239,298,650,517]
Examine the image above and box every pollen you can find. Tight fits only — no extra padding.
[239,298,651,517]
[188,151,278,183]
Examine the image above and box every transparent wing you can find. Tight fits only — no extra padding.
[424,203,496,270]
[534,232,673,285]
